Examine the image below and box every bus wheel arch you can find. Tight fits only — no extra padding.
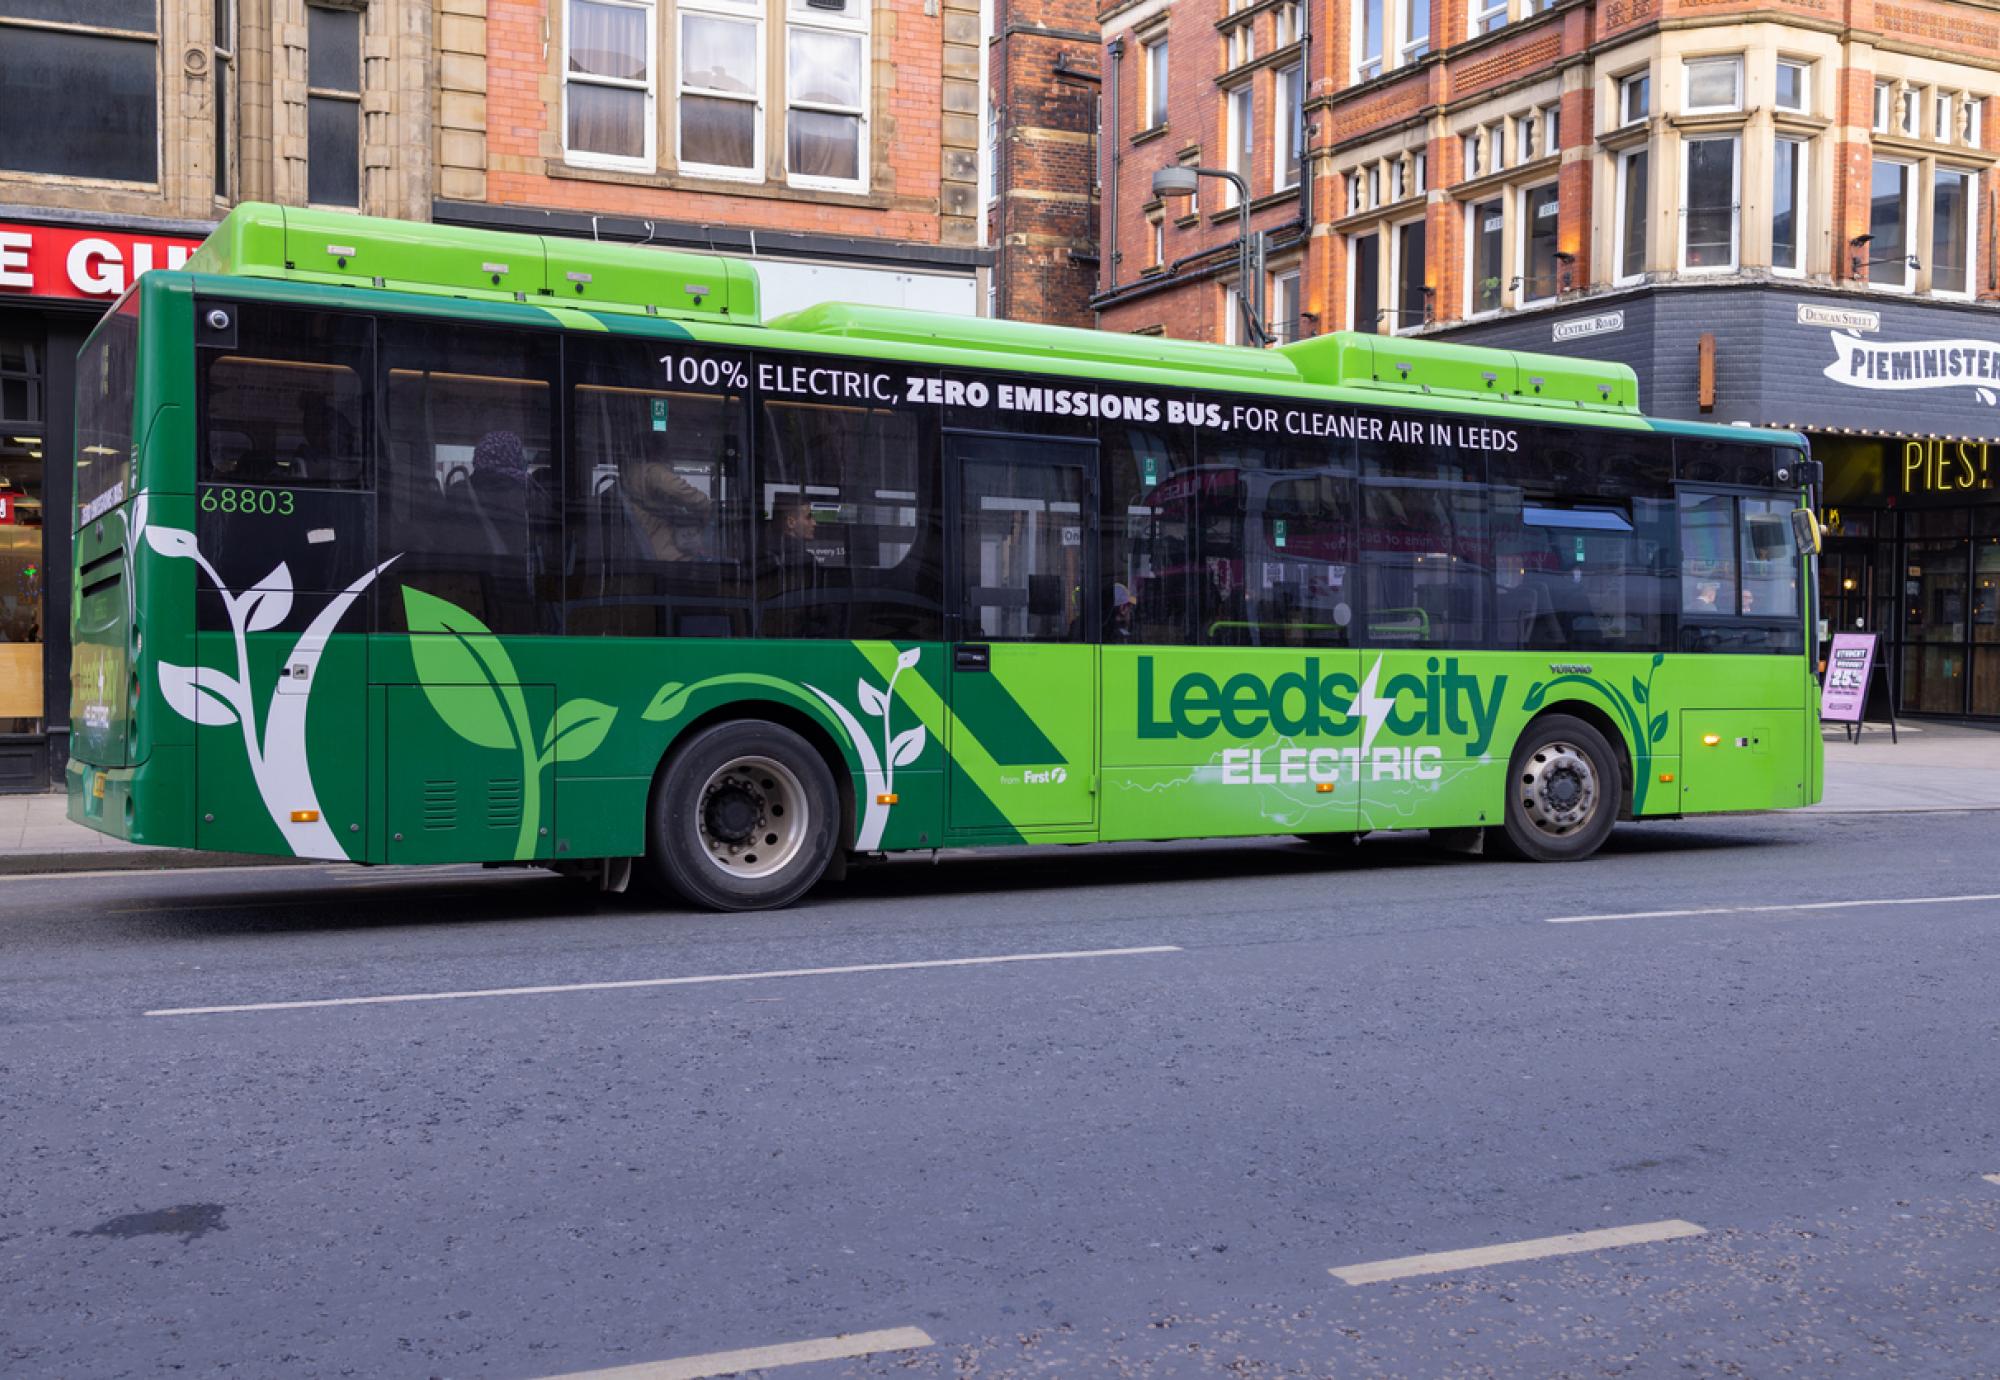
[643,702,853,911]
[1494,705,1627,863]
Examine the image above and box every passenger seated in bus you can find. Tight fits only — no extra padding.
[1497,552,1562,649]
[758,494,832,635]
[466,429,549,562]
[627,449,714,561]
[286,392,356,484]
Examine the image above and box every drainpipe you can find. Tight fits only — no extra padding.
[1106,37,1124,295]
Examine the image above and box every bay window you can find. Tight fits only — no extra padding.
[1868,159,1915,290]
[1932,167,1974,297]
[1395,220,1427,330]
[1771,138,1804,275]
[1684,56,1741,115]
[1469,198,1504,314]
[1615,147,1647,283]
[1618,72,1650,126]
[1680,135,1737,271]
[1775,59,1808,114]
[1520,183,1559,301]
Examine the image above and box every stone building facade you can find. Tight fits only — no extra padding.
[439,0,992,315]
[986,0,1103,326]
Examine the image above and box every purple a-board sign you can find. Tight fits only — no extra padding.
[1820,633,1878,723]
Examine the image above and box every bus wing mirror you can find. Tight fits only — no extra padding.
[1789,507,1823,556]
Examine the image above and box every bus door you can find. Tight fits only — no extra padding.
[945,435,1098,835]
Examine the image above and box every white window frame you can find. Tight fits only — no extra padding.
[1771,137,1805,277]
[1898,85,1919,137]
[1143,36,1169,128]
[1413,149,1426,192]
[1931,165,1977,299]
[1356,0,1385,80]
[1872,80,1891,133]
[1775,59,1809,115]
[784,0,869,192]
[563,0,658,172]
[676,0,763,181]
[1935,90,1953,143]
[1398,0,1428,67]
[1463,129,1482,178]
[1613,145,1647,285]
[1683,55,1742,115]
[1867,157,1918,292]
[1618,71,1650,127]
[1225,83,1253,206]
[1518,180,1560,303]
[1968,98,1983,148]
[1678,133,1739,273]
[1472,0,1508,36]
[1274,63,1303,191]
[1464,196,1505,317]
[1150,216,1166,268]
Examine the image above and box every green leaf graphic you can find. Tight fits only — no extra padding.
[1523,681,1547,711]
[643,681,688,722]
[1649,712,1669,744]
[1631,676,1649,706]
[543,697,618,762]
[1652,652,1665,668]
[403,586,517,750]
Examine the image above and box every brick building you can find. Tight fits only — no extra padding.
[0,0,434,789]
[1096,0,2000,718]
[439,0,992,314]
[986,0,1102,325]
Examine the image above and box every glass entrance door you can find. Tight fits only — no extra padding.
[0,324,45,743]
[945,435,1097,834]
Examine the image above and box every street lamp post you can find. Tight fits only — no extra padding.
[1151,165,1268,347]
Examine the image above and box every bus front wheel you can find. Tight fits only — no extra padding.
[648,720,839,911]
[1498,714,1619,863]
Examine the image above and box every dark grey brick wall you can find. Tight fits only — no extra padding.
[1437,284,2000,439]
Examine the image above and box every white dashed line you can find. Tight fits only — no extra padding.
[1982,1174,2000,1187]
[1330,1219,1708,1285]
[1546,893,2000,924]
[144,945,1185,1017]
[534,1326,935,1380]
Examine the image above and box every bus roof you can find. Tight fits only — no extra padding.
[177,203,1802,445]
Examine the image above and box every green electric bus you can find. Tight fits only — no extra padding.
[67,203,1824,910]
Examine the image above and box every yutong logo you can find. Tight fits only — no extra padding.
[1136,656,1508,784]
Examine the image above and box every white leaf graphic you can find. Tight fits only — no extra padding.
[144,525,200,560]
[895,646,922,672]
[1978,387,1997,407]
[857,680,890,718]
[241,563,295,633]
[158,661,240,726]
[888,724,927,769]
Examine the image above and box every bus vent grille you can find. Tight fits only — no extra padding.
[421,780,458,831]
[487,777,524,830]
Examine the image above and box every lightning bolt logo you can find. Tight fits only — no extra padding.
[1354,655,1395,755]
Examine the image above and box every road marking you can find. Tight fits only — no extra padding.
[1546,892,2000,924]
[1330,1219,1707,1285]
[535,1326,935,1380]
[144,945,1184,1017]
[1983,1174,2000,1187]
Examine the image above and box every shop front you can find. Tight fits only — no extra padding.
[1441,284,2000,720]
[0,214,203,789]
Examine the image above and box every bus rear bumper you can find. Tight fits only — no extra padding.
[66,751,197,850]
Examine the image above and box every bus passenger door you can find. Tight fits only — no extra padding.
[945,436,1098,836]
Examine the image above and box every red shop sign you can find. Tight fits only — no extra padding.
[0,221,203,300]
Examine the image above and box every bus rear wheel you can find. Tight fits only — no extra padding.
[648,720,839,911]
[1498,714,1619,863]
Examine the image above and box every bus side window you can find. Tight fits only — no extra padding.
[753,378,942,641]
[1102,415,1197,645]
[377,321,560,635]
[565,337,752,639]
[1359,425,1489,647]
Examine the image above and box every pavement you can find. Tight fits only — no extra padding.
[10,717,1997,874]
[4,811,2000,1376]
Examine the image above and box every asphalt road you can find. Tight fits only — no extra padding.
[3,810,1998,1379]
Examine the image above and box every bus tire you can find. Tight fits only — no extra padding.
[647,720,839,912]
[1498,714,1620,863]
